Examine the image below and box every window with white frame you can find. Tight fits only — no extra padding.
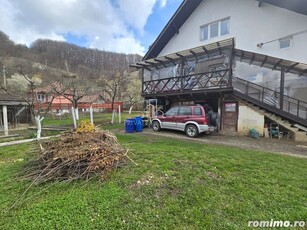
[279,37,292,49]
[37,94,45,102]
[200,18,230,41]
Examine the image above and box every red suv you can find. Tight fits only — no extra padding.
[152,105,218,138]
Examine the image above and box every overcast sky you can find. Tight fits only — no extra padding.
[0,0,181,56]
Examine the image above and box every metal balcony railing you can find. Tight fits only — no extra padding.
[142,69,231,95]
[233,77,307,125]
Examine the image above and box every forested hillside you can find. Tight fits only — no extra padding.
[0,31,143,109]
[0,31,141,80]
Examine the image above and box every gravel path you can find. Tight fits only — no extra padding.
[140,129,307,159]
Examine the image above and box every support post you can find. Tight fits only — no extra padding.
[228,49,234,87]
[219,94,224,131]
[2,66,8,136]
[0,110,2,126]
[141,68,144,93]
[280,68,285,111]
[180,59,184,90]
[3,105,8,136]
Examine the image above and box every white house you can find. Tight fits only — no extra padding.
[157,0,307,63]
[133,0,307,141]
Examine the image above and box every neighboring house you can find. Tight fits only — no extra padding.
[133,0,307,140]
[0,92,31,132]
[33,85,123,113]
[79,95,123,112]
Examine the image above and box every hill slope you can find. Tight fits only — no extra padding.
[0,30,142,81]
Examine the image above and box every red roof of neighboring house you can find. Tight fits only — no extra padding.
[35,82,62,94]
[79,95,101,103]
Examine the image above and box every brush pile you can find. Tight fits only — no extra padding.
[22,128,129,184]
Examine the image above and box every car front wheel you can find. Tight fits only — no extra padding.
[185,124,198,138]
[152,121,161,132]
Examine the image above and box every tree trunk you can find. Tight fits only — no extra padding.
[129,105,133,114]
[111,109,115,124]
[75,107,79,120]
[111,100,114,112]
[90,106,94,125]
[118,105,121,123]
[35,115,44,140]
[30,109,36,124]
[71,106,77,128]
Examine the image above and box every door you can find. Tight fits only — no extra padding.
[223,102,238,132]
[161,107,178,129]
[176,106,193,131]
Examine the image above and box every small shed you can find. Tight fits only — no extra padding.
[0,92,30,134]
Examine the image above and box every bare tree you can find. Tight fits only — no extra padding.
[124,71,142,113]
[98,71,126,111]
[52,72,91,127]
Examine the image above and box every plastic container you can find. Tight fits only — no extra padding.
[135,116,143,132]
[125,118,135,133]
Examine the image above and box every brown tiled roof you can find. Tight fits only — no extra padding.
[0,90,27,105]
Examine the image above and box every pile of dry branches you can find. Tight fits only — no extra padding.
[21,130,129,184]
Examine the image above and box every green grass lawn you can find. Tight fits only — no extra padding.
[0,129,63,144]
[42,112,141,127]
[0,112,139,143]
[0,132,306,229]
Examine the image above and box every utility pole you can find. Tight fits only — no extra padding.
[3,65,6,89]
[2,65,9,136]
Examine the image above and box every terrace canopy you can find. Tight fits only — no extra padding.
[132,38,307,77]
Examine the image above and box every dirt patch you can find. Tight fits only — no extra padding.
[130,173,170,189]
[141,129,307,159]
[206,171,222,180]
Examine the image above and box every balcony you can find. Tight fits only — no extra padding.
[142,68,232,96]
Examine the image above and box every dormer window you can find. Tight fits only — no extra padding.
[200,18,230,41]
[279,37,292,49]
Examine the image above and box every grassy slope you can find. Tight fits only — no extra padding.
[0,132,306,229]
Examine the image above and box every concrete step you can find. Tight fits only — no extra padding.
[238,97,307,142]
[293,124,307,132]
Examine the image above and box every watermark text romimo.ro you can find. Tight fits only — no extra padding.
[248,220,306,228]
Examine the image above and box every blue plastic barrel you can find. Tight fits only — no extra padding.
[125,119,135,133]
[135,116,143,132]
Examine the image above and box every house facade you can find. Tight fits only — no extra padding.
[157,0,307,63]
[133,0,307,140]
